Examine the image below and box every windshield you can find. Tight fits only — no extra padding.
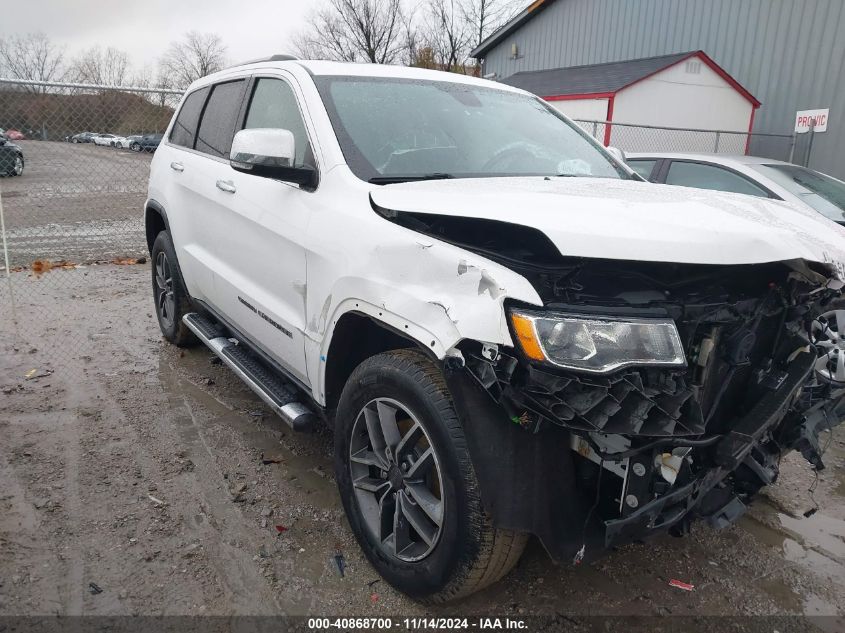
[314,75,627,183]
[751,163,845,222]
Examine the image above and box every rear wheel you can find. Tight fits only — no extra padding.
[150,231,198,347]
[131,142,141,152]
[335,349,527,603]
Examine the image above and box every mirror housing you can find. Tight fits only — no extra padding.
[230,128,317,189]
[606,146,626,163]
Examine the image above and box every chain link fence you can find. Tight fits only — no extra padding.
[0,79,183,366]
[574,119,797,162]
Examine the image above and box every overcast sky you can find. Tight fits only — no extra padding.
[1,0,312,72]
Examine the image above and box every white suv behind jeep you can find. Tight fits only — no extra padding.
[146,55,845,602]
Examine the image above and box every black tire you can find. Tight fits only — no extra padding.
[71,138,78,143]
[131,142,141,152]
[335,349,527,603]
[11,154,23,177]
[150,231,198,347]
[2,154,23,177]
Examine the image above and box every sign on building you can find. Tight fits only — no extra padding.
[795,108,829,133]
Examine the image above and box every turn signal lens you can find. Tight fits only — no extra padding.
[511,312,546,361]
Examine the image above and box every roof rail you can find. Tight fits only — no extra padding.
[227,54,298,69]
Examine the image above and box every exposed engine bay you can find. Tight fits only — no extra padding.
[455,251,845,558]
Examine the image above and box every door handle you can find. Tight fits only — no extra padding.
[216,179,236,193]
[170,161,184,172]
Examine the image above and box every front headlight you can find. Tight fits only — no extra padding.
[510,310,686,373]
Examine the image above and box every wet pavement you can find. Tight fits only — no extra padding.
[1,264,844,629]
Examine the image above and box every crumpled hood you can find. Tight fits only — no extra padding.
[370,177,845,276]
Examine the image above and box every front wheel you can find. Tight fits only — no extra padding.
[131,142,141,152]
[335,349,527,603]
[150,231,198,347]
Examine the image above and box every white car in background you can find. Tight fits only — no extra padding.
[627,152,845,224]
[92,133,117,147]
[112,135,141,149]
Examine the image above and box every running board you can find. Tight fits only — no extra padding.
[183,312,316,432]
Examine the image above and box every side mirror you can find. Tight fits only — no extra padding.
[606,146,626,163]
[230,128,317,189]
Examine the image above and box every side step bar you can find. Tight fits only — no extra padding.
[183,313,317,432]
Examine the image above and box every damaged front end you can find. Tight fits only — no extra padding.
[447,256,845,563]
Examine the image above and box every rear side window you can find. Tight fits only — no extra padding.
[170,87,209,148]
[628,159,658,180]
[195,80,247,158]
[665,161,770,198]
[243,78,313,167]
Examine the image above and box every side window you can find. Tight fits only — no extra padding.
[243,78,312,168]
[628,159,658,181]
[170,87,209,148]
[665,161,769,197]
[195,80,247,158]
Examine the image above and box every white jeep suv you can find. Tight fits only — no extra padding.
[146,55,845,602]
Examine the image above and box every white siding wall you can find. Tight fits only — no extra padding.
[546,97,610,121]
[608,60,753,153]
[612,60,752,130]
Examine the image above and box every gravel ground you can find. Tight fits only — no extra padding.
[1,264,844,631]
[0,141,150,267]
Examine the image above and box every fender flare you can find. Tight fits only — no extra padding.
[312,297,463,405]
[144,199,171,252]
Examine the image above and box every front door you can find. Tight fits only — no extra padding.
[194,75,315,386]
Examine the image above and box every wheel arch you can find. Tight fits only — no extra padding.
[322,310,434,413]
[144,199,170,255]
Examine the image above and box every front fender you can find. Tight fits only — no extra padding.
[305,232,543,405]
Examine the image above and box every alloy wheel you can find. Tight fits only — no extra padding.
[13,156,22,176]
[155,251,175,329]
[349,397,445,562]
[811,309,845,383]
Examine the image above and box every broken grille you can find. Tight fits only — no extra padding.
[517,365,706,437]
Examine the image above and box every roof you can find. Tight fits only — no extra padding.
[192,59,525,93]
[471,0,557,59]
[626,152,790,166]
[498,51,761,106]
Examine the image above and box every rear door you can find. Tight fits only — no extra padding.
[197,74,315,386]
[154,85,213,299]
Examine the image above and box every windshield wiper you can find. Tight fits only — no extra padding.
[368,173,455,184]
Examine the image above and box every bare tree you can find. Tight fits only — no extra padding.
[0,33,65,92]
[70,46,131,86]
[158,31,227,89]
[420,0,472,72]
[293,0,405,64]
[462,0,521,49]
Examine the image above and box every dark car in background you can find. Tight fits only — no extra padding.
[70,132,97,143]
[131,133,163,152]
[0,133,24,176]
